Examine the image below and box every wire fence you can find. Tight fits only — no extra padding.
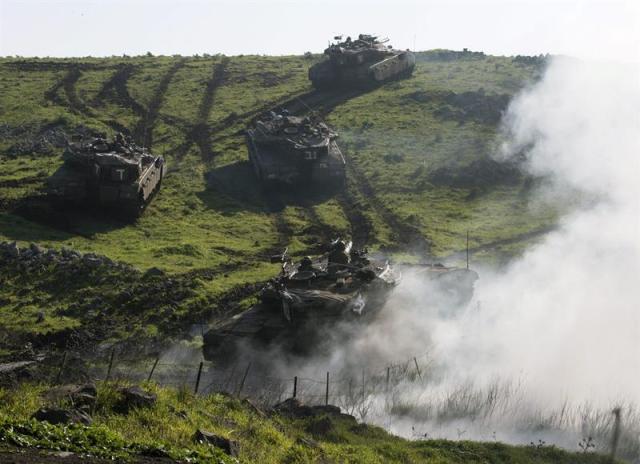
[51,347,433,411]
[43,347,640,461]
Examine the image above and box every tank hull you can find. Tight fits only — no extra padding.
[203,252,399,363]
[46,156,165,218]
[406,265,479,307]
[309,51,416,89]
[203,281,395,363]
[247,134,345,188]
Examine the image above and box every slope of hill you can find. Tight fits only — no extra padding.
[0,51,554,356]
[0,381,619,464]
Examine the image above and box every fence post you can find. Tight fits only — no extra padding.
[325,372,329,406]
[414,357,422,381]
[386,366,390,393]
[194,361,204,394]
[55,351,68,384]
[610,407,621,463]
[105,348,116,381]
[293,376,298,399]
[147,357,159,382]
[236,362,251,398]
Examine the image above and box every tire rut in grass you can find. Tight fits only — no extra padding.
[93,64,146,117]
[263,192,293,259]
[133,58,187,148]
[336,188,374,248]
[44,66,84,109]
[61,66,90,114]
[177,57,230,161]
[347,161,431,254]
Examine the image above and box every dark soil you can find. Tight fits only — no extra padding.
[0,449,176,463]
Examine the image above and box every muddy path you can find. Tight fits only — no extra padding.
[133,58,187,148]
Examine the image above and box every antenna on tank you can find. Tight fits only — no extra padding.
[466,230,470,269]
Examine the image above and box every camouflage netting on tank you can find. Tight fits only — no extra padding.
[252,113,337,150]
[63,133,153,168]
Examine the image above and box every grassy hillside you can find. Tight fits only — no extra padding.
[0,381,617,464]
[0,51,554,355]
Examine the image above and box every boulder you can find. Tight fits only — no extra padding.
[115,386,157,413]
[29,243,45,255]
[306,416,334,435]
[272,398,356,423]
[32,407,92,425]
[193,429,239,457]
[5,242,19,258]
[45,383,97,409]
[272,398,314,418]
[144,267,165,278]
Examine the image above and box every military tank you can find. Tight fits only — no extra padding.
[309,34,416,89]
[246,111,345,188]
[203,239,399,362]
[404,263,479,308]
[46,133,165,218]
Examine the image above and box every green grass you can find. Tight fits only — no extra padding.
[0,382,619,464]
[0,51,556,353]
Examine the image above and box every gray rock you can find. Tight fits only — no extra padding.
[32,407,92,425]
[46,383,97,409]
[29,243,44,255]
[306,416,334,435]
[115,386,157,413]
[144,267,165,278]
[193,429,239,457]
[5,242,19,258]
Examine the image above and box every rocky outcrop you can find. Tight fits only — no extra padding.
[272,398,356,423]
[193,429,239,457]
[32,407,92,425]
[0,241,137,275]
[114,386,157,413]
[44,383,97,410]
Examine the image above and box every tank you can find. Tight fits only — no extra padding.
[46,133,165,218]
[309,34,416,89]
[246,111,345,188]
[203,239,399,362]
[405,263,479,307]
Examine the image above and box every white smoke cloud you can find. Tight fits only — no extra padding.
[357,56,640,458]
[435,56,640,404]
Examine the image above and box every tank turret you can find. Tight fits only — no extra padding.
[309,34,416,89]
[46,133,165,218]
[203,239,399,362]
[246,111,345,188]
